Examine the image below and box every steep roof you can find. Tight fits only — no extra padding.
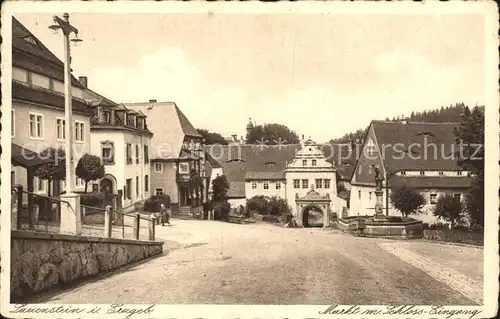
[371,121,463,172]
[12,81,92,115]
[12,17,85,89]
[12,143,54,168]
[389,176,473,189]
[125,101,201,159]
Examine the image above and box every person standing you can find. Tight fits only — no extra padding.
[159,204,170,226]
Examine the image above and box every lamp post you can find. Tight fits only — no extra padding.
[49,13,82,194]
[49,13,83,234]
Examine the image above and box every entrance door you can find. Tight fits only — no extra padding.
[302,206,324,228]
[100,178,113,194]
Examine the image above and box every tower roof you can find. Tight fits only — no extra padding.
[246,117,254,129]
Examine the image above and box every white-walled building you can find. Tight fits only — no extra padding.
[11,17,92,199]
[83,84,153,206]
[349,120,473,224]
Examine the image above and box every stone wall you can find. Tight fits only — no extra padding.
[10,231,163,301]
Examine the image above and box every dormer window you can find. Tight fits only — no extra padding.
[416,132,435,138]
[23,36,38,46]
[102,111,111,124]
[420,170,425,176]
[302,159,307,166]
[312,160,317,166]
[400,171,406,176]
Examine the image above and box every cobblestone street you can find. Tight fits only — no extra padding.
[32,219,482,305]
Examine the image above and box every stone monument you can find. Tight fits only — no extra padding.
[371,165,387,221]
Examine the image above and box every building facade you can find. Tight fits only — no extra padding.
[11,17,92,198]
[349,120,472,224]
[83,84,153,206]
[126,100,207,214]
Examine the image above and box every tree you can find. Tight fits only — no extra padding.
[246,123,300,145]
[212,175,229,202]
[433,194,464,229]
[33,147,66,197]
[75,154,105,193]
[390,184,426,218]
[189,168,204,205]
[197,129,228,145]
[453,105,484,228]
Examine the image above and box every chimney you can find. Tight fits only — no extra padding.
[79,76,88,88]
[149,99,157,103]
[240,136,245,145]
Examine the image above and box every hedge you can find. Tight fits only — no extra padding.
[423,229,483,246]
[144,194,171,212]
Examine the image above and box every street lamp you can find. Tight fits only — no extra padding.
[49,13,82,194]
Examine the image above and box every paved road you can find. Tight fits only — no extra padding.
[34,219,481,305]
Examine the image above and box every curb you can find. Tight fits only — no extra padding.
[418,239,483,249]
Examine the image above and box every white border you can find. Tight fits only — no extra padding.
[1,1,499,319]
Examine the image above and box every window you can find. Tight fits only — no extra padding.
[252,181,257,189]
[324,179,331,188]
[135,144,140,163]
[438,171,444,176]
[27,71,33,84]
[11,110,15,137]
[49,78,55,91]
[23,35,37,46]
[263,181,269,190]
[101,143,114,165]
[76,178,84,188]
[29,113,43,138]
[315,179,323,189]
[400,171,406,176]
[136,176,139,196]
[126,143,132,164]
[293,179,300,189]
[103,111,111,123]
[154,162,163,172]
[419,170,425,176]
[276,182,281,190]
[55,118,65,140]
[366,139,376,156]
[457,171,463,176]
[11,170,15,186]
[430,193,438,204]
[302,179,308,189]
[369,192,372,201]
[155,188,164,196]
[126,179,132,199]
[358,190,361,199]
[302,159,307,166]
[34,177,45,192]
[312,159,317,166]
[144,145,149,163]
[145,175,149,192]
[75,121,84,142]
[179,162,189,174]
[453,193,461,201]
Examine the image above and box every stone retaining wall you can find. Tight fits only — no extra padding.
[10,230,163,301]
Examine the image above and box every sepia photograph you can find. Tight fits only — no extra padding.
[1,1,498,318]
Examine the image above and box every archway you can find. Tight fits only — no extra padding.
[99,174,117,194]
[301,204,325,228]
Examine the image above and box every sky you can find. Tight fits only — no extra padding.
[17,13,485,143]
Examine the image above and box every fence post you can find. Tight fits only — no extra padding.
[14,185,23,230]
[133,213,140,240]
[104,205,112,238]
[149,218,155,241]
[115,190,124,226]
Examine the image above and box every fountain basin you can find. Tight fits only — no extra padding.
[338,215,423,239]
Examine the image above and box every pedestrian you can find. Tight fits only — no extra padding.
[160,204,170,226]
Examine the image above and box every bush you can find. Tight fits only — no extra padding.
[429,222,450,230]
[433,194,464,228]
[423,229,483,246]
[80,192,105,207]
[213,201,230,221]
[246,196,290,216]
[144,194,171,212]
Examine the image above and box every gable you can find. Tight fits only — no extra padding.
[351,124,385,186]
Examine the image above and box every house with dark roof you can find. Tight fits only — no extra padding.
[11,17,94,200]
[77,80,154,206]
[349,120,473,224]
[125,100,206,215]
